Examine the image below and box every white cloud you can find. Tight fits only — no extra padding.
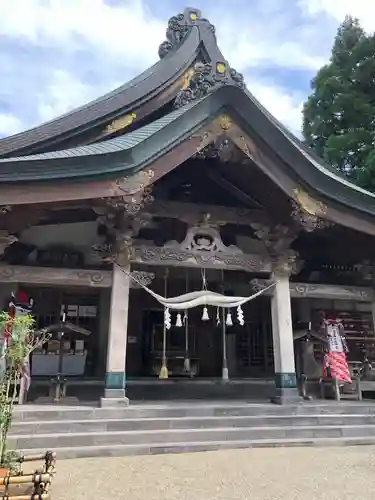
[0,0,164,69]
[214,14,327,72]
[299,0,375,32]
[35,69,117,123]
[0,114,23,136]
[246,76,304,135]
[0,0,347,138]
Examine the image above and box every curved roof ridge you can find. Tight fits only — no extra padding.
[0,8,207,157]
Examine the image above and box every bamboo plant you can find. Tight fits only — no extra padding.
[0,312,50,470]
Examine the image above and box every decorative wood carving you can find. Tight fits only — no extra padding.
[130,270,155,289]
[0,231,17,256]
[194,138,231,160]
[130,245,271,272]
[291,188,331,232]
[250,222,300,275]
[0,265,112,287]
[158,10,199,59]
[105,169,154,216]
[191,113,238,157]
[174,61,245,108]
[251,278,374,302]
[165,217,243,254]
[92,208,153,265]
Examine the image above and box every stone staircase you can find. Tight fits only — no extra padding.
[9,401,375,459]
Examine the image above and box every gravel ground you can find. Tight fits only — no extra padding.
[52,447,375,500]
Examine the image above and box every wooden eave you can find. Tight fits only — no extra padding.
[2,85,375,238]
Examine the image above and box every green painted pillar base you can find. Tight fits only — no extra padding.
[272,372,300,405]
[101,371,129,406]
[105,371,126,390]
[274,372,297,389]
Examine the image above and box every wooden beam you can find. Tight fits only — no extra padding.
[252,278,374,302]
[130,245,271,273]
[146,200,268,225]
[0,265,112,287]
[206,168,265,209]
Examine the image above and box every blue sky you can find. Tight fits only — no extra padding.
[0,0,372,138]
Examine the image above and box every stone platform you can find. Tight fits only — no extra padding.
[26,377,276,402]
[9,400,375,459]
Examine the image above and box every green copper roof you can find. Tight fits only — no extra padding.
[2,84,375,223]
[0,99,204,181]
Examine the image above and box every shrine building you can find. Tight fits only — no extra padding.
[1,8,375,406]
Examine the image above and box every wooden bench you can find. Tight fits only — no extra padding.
[0,451,56,499]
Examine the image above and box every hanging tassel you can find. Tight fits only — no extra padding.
[183,312,188,324]
[176,313,183,327]
[237,305,244,326]
[226,311,233,326]
[159,272,169,379]
[202,306,209,321]
[159,362,168,379]
[184,357,191,372]
[216,307,221,326]
[164,308,171,330]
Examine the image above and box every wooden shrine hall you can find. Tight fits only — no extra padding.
[1,7,375,406]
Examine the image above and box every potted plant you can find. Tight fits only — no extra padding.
[0,311,50,476]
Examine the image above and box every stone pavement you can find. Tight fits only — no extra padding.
[53,446,375,499]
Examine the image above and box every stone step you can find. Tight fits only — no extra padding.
[10,414,375,435]
[17,435,375,460]
[13,402,375,422]
[9,424,375,450]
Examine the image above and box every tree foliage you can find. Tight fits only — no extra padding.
[0,313,49,469]
[303,16,375,191]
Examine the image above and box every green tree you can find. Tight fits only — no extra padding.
[303,16,375,191]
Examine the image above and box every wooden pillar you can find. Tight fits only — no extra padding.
[101,263,130,407]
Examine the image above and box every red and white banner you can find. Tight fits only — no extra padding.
[322,320,352,383]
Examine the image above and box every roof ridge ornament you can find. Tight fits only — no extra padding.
[158,8,215,58]
[174,61,245,108]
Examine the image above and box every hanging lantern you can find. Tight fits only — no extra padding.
[216,307,221,326]
[175,313,183,327]
[202,306,209,321]
[226,311,233,326]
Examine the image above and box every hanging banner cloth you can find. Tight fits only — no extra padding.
[117,265,277,310]
[323,319,352,384]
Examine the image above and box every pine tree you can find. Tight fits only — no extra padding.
[303,16,375,191]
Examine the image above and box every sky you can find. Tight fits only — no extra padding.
[0,0,374,139]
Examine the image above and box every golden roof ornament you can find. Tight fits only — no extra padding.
[219,114,232,131]
[293,188,327,217]
[291,188,331,232]
[106,113,137,133]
